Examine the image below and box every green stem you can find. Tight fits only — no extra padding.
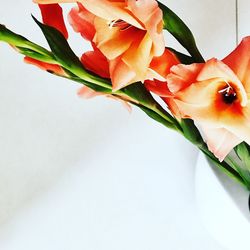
[198,143,246,186]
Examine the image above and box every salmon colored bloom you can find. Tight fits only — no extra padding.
[150,37,250,161]
[35,0,165,90]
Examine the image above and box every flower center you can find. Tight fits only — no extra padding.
[218,84,237,104]
[109,19,132,31]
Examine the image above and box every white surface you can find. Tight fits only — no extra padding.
[196,153,250,250]
[0,0,248,249]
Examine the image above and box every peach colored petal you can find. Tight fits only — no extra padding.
[163,97,182,119]
[109,58,136,90]
[108,31,156,90]
[202,127,242,162]
[78,86,132,112]
[127,0,164,56]
[144,80,172,97]
[35,0,146,31]
[167,63,203,93]
[143,68,166,83]
[68,3,95,41]
[223,36,250,93]
[172,76,245,125]
[221,104,250,146]
[80,0,143,29]
[122,32,153,80]
[78,85,101,99]
[197,59,247,106]
[150,49,180,79]
[93,17,141,60]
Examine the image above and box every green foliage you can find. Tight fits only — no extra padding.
[32,16,112,90]
[158,2,204,63]
[180,119,203,146]
[235,143,250,188]
[167,47,195,64]
[0,24,54,61]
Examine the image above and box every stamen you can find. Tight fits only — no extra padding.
[108,19,132,31]
[218,81,237,104]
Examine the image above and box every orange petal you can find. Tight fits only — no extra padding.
[78,86,132,112]
[79,0,143,29]
[81,46,110,79]
[24,56,67,76]
[93,17,139,60]
[172,76,244,125]
[127,0,165,56]
[150,49,180,78]
[78,85,101,99]
[121,32,153,80]
[163,97,182,119]
[144,80,172,97]
[39,4,68,39]
[223,36,250,94]
[221,105,250,147]
[167,63,203,93]
[109,32,155,90]
[202,127,242,162]
[68,3,96,41]
[109,58,136,91]
[197,59,247,106]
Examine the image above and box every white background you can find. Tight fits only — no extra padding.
[0,0,249,249]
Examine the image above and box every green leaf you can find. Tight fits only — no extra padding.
[167,47,195,65]
[234,142,250,187]
[63,70,112,94]
[16,47,56,64]
[121,82,157,107]
[158,2,204,63]
[32,15,112,90]
[0,24,53,58]
[205,154,246,187]
[180,119,204,146]
[121,82,180,127]
[135,104,176,130]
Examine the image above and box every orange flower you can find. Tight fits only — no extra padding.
[163,37,250,161]
[35,0,165,90]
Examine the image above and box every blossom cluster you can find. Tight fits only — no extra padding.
[1,0,250,188]
[30,0,250,163]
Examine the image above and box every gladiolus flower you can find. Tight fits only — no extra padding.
[35,0,165,90]
[151,37,250,161]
